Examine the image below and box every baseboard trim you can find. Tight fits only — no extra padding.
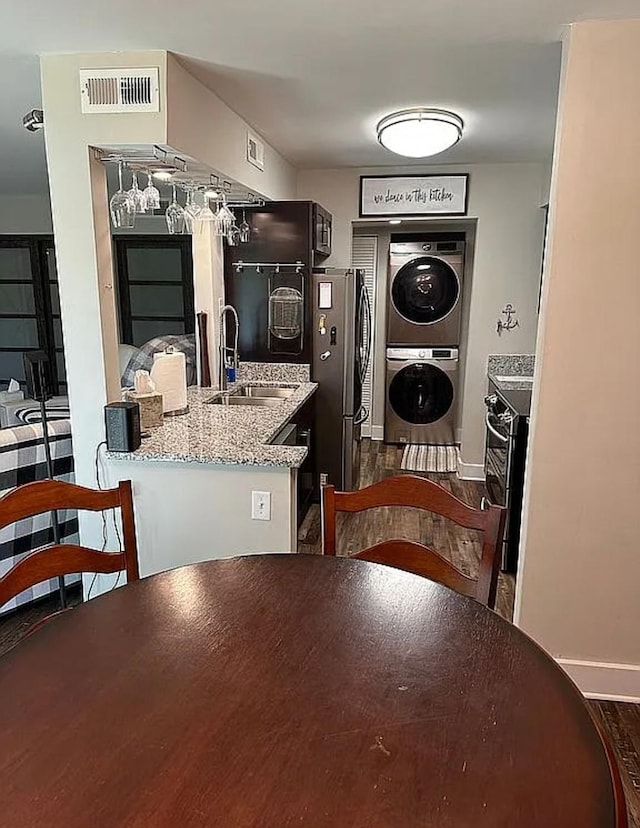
[556,657,640,703]
[457,457,485,481]
[371,425,384,442]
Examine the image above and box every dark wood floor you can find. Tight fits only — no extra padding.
[0,439,638,824]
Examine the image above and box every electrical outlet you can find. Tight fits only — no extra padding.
[251,491,271,521]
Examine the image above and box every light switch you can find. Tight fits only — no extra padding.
[251,491,271,521]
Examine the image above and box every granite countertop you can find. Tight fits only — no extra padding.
[489,376,535,392]
[487,354,535,417]
[107,381,317,469]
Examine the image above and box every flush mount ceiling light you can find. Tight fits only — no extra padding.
[153,170,173,181]
[376,108,463,158]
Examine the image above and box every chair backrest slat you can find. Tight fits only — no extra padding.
[352,540,478,600]
[322,475,506,609]
[0,479,121,529]
[0,479,139,615]
[0,545,127,608]
[331,475,488,530]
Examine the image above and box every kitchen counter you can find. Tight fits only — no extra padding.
[487,354,535,418]
[107,381,317,469]
[102,363,315,587]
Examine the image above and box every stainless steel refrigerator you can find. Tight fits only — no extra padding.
[311,268,372,491]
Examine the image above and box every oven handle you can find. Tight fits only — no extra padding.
[485,412,509,443]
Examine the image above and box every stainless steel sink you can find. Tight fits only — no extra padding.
[234,385,296,399]
[205,384,297,407]
[207,394,282,407]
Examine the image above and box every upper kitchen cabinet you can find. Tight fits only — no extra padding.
[312,203,332,259]
[223,201,333,364]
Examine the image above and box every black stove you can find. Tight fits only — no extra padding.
[483,379,530,573]
[492,385,532,418]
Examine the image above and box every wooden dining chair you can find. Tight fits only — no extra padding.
[322,475,507,608]
[0,479,139,632]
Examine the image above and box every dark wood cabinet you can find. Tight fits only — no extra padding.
[223,201,332,364]
[271,392,318,522]
[312,203,332,258]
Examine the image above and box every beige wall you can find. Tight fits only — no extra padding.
[298,164,546,467]
[166,56,296,201]
[516,20,640,700]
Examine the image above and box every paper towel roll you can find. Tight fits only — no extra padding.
[150,349,188,415]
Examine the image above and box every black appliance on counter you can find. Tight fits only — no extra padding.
[483,380,531,573]
[223,201,333,364]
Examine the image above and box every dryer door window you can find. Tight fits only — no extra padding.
[391,256,460,325]
[389,363,454,425]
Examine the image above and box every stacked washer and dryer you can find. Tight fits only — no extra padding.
[385,239,465,445]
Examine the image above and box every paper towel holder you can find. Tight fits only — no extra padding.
[151,347,190,417]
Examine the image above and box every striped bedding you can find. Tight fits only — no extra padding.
[0,420,79,615]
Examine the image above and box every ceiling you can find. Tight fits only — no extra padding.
[1,0,640,195]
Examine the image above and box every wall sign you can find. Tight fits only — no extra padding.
[359,174,469,218]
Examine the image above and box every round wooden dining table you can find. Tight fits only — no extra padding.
[0,554,624,827]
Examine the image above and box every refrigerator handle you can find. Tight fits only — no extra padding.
[360,282,373,385]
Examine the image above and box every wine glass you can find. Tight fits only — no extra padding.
[214,197,235,237]
[142,171,161,211]
[239,208,251,243]
[165,185,185,234]
[109,161,135,228]
[195,194,216,233]
[127,171,147,214]
[226,224,241,246]
[183,187,202,234]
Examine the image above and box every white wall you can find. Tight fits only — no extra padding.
[41,50,169,587]
[516,19,640,701]
[166,55,296,201]
[107,460,297,578]
[41,49,298,598]
[192,223,225,386]
[0,194,53,234]
[298,164,546,466]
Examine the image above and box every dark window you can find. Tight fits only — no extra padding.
[114,237,194,347]
[0,237,64,393]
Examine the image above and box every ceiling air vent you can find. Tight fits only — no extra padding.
[79,68,160,114]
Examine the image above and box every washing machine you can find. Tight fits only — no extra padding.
[387,240,465,346]
[385,347,458,445]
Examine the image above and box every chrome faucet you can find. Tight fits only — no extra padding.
[219,304,239,391]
